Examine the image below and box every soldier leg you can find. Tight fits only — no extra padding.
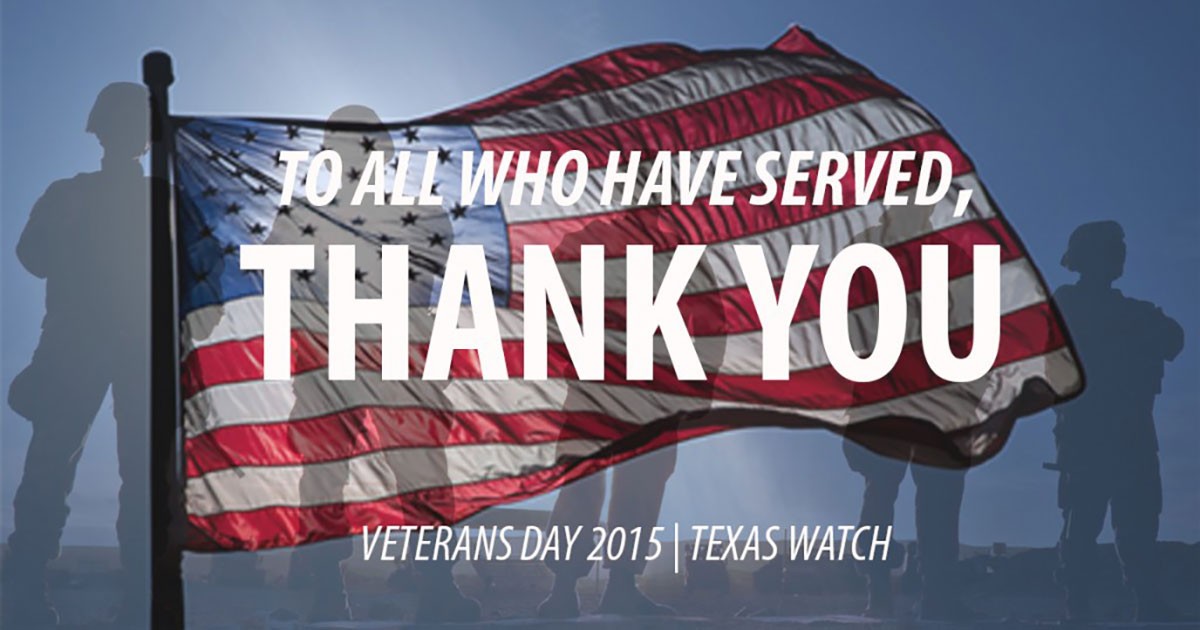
[537,467,607,618]
[546,468,607,577]
[111,376,151,626]
[286,397,359,607]
[1110,453,1170,621]
[597,444,677,616]
[412,531,481,623]
[7,408,97,565]
[1057,471,1108,621]
[911,462,972,620]
[3,415,97,627]
[403,425,482,624]
[606,445,676,573]
[301,539,354,621]
[6,348,110,570]
[843,439,905,617]
[4,342,110,627]
[290,455,355,621]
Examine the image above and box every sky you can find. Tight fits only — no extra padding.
[2,0,1197,551]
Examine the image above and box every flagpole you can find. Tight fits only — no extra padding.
[143,50,185,630]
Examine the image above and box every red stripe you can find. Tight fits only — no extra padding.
[185,423,722,551]
[181,220,1023,399]
[506,132,970,263]
[185,407,639,478]
[481,75,893,179]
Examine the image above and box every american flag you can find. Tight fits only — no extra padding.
[175,27,1082,551]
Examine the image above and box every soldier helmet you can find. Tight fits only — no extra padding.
[1061,220,1124,273]
[324,104,393,163]
[86,82,149,140]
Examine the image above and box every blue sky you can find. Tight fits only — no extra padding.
[2,1,1197,549]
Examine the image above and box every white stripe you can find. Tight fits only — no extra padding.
[498,97,940,223]
[184,348,1082,515]
[471,54,865,139]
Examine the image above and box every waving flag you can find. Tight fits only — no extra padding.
[175,27,1082,551]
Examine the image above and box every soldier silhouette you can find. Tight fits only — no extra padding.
[536,215,728,618]
[1052,221,1185,622]
[277,105,478,623]
[3,82,151,628]
[840,202,978,621]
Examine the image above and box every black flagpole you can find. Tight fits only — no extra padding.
[143,50,186,629]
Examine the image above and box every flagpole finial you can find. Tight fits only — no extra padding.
[143,51,174,88]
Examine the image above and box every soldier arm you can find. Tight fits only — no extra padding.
[1154,306,1185,361]
[16,180,69,278]
[1130,298,1185,361]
